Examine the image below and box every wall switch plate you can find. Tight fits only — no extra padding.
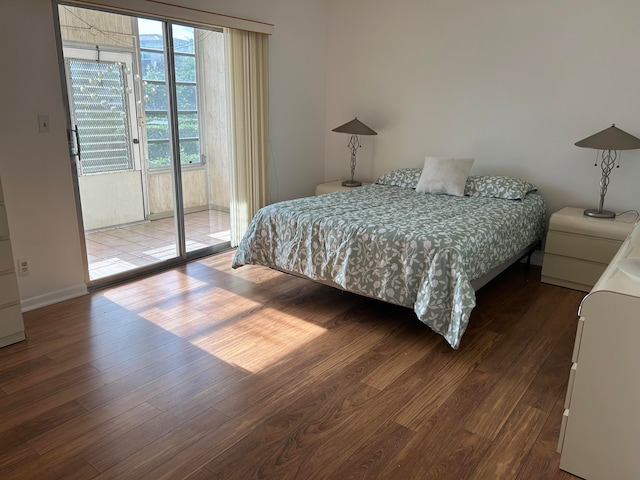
[38,114,50,133]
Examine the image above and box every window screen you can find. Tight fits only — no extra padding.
[67,59,133,175]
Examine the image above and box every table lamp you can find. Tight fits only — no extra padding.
[332,117,377,187]
[575,124,640,218]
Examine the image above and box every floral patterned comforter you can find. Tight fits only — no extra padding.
[232,184,546,348]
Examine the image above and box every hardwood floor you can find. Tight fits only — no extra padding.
[0,250,584,479]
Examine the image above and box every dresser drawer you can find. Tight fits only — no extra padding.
[558,408,569,453]
[545,230,622,264]
[564,363,577,409]
[0,272,19,307]
[572,317,585,363]
[541,254,606,289]
[0,206,8,238]
[0,302,23,334]
[0,303,25,348]
[0,240,15,272]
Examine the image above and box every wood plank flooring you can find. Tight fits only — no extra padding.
[0,250,584,479]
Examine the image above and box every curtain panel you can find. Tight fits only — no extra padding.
[225,28,270,246]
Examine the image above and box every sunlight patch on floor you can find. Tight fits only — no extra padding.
[102,271,210,310]
[209,230,230,241]
[191,306,327,373]
[104,275,325,374]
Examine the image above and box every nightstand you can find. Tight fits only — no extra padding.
[315,180,371,195]
[541,207,637,291]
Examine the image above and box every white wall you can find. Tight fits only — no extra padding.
[0,0,330,308]
[1,1,88,309]
[6,0,640,309]
[325,0,640,217]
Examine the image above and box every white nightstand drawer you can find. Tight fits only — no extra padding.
[549,208,636,241]
[545,230,622,264]
[541,254,606,291]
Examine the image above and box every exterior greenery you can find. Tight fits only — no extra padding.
[139,27,200,168]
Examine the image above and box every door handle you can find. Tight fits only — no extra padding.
[68,125,81,160]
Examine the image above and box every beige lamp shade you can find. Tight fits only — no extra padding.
[575,124,640,150]
[332,117,377,136]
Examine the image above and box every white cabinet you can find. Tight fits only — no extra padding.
[0,178,25,348]
[541,207,636,292]
[558,221,640,479]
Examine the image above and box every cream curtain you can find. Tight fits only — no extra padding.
[225,27,270,247]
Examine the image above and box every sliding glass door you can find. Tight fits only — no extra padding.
[57,5,231,285]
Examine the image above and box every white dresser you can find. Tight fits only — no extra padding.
[558,220,640,479]
[0,178,25,348]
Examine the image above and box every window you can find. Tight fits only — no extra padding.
[67,59,133,174]
[138,20,201,168]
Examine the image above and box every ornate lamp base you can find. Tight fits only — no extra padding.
[584,149,617,219]
[584,208,616,219]
[341,180,362,187]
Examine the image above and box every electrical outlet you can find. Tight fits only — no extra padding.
[17,258,30,276]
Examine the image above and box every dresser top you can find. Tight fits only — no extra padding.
[550,207,638,241]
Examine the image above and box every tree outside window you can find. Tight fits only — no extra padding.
[138,22,200,168]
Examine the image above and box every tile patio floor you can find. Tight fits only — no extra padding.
[85,209,230,280]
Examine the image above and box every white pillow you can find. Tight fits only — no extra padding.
[415,157,475,196]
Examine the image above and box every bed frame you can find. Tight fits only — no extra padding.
[270,240,540,303]
[470,240,538,290]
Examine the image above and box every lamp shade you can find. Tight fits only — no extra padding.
[575,124,640,150]
[332,117,377,136]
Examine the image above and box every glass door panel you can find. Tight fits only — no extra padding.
[176,25,231,252]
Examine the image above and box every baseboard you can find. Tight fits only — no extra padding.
[540,275,591,293]
[209,203,230,213]
[148,205,230,221]
[20,284,88,312]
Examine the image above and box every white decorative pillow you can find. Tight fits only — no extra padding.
[415,157,475,196]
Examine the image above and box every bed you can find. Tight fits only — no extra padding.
[232,167,546,349]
